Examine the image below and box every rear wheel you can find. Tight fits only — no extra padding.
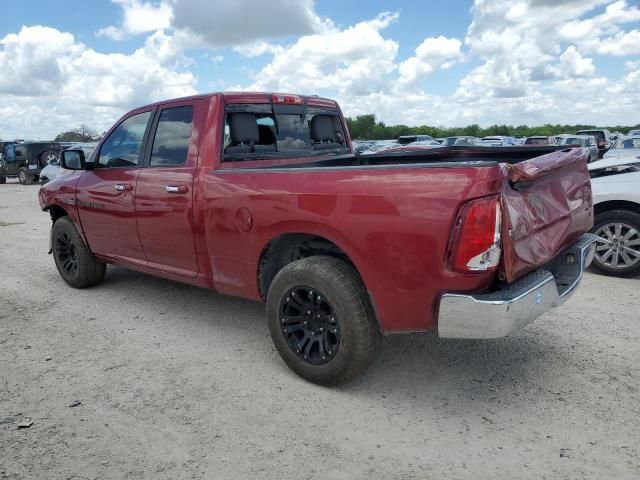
[0,171,6,184]
[267,256,381,385]
[52,216,106,288]
[18,168,33,185]
[591,210,640,277]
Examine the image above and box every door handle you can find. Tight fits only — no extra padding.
[165,185,188,194]
[114,184,133,192]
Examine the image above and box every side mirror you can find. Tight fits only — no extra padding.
[60,150,86,170]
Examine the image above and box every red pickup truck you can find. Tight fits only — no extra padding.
[39,92,597,385]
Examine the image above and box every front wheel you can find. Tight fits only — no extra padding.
[51,216,106,288]
[266,256,381,386]
[591,210,640,277]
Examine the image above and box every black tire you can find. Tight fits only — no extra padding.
[590,209,640,277]
[40,176,49,185]
[51,216,106,288]
[0,172,6,184]
[18,168,33,185]
[267,256,381,385]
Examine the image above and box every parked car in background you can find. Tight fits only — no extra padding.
[359,140,400,155]
[0,142,61,184]
[39,91,596,385]
[382,140,442,153]
[605,136,640,156]
[477,136,516,147]
[524,136,558,146]
[627,129,640,136]
[588,153,640,276]
[576,129,611,158]
[397,134,434,145]
[39,143,97,185]
[352,140,375,155]
[443,136,478,146]
[557,134,599,163]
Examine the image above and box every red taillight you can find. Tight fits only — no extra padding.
[272,94,303,104]
[451,195,502,272]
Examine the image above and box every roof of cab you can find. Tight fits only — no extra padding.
[134,92,338,111]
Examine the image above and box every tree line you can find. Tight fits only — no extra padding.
[54,125,103,142]
[345,114,640,140]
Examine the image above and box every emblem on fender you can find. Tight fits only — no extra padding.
[535,292,544,304]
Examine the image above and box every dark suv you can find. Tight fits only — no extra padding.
[0,142,61,184]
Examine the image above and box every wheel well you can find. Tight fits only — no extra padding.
[258,233,355,300]
[48,205,68,223]
[594,201,640,217]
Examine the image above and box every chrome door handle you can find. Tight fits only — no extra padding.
[165,185,188,194]
[114,184,132,192]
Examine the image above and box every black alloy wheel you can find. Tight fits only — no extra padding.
[51,216,106,288]
[55,231,79,276]
[279,286,341,365]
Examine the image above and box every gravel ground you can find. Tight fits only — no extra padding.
[1,180,639,480]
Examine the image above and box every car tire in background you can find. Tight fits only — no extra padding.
[266,255,382,386]
[39,150,59,168]
[590,209,640,277]
[51,216,106,288]
[0,171,6,184]
[18,167,33,185]
[40,176,49,185]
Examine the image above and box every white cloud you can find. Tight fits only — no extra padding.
[242,13,400,97]
[398,36,463,86]
[556,46,595,78]
[3,0,640,140]
[0,26,196,139]
[97,0,172,39]
[171,0,331,47]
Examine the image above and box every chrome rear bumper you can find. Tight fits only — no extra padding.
[438,233,597,339]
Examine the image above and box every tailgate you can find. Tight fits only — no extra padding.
[500,147,593,282]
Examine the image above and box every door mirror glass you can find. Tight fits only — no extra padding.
[61,150,85,170]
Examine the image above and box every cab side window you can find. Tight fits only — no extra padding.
[149,106,194,166]
[97,111,151,168]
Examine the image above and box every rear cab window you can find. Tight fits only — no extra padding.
[222,101,348,162]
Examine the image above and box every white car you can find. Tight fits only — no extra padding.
[588,152,640,276]
[39,143,97,184]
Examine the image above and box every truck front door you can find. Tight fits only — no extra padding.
[75,110,153,263]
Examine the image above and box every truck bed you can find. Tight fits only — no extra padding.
[257,146,570,170]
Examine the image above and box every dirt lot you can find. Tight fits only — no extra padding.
[0,179,638,480]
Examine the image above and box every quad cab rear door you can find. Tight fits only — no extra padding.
[134,100,204,277]
[500,147,593,282]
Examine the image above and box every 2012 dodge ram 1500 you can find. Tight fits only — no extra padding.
[39,92,597,385]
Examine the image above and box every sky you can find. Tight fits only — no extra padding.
[0,0,639,139]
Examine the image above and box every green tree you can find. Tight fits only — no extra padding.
[55,125,101,143]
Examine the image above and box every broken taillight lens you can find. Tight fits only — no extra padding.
[452,195,502,272]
